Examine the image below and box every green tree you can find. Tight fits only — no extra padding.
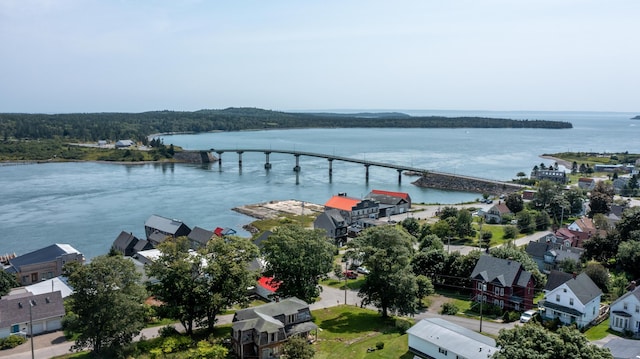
[64,255,146,355]
[589,181,615,217]
[534,210,551,231]
[617,240,640,279]
[616,206,640,241]
[565,187,587,215]
[494,324,613,359]
[262,224,335,303]
[0,270,18,297]
[415,275,435,299]
[199,236,259,331]
[146,236,205,335]
[431,219,452,239]
[350,226,418,317]
[583,232,620,262]
[516,210,536,234]
[401,217,421,238]
[455,209,474,238]
[505,193,524,213]
[533,180,560,209]
[412,248,446,280]
[439,206,459,220]
[583,261,610,292]
[282,336,315,359]
[503,225,518,239]
[548,194,570,225]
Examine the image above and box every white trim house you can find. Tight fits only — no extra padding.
[539,272,601,329]
[610,285,640,335]
[407,318,498,359]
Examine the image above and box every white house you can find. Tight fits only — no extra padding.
[609,284,640,335]
[0,291,65,338]
[539,272,602,329]
[407,318,498,359]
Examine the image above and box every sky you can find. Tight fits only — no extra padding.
[0,0,638,114]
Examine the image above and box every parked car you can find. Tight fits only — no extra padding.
[344,270,358,279]
[520,309,537,323]
[356,266,370,275]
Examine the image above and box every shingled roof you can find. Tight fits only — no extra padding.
[470,255,532,288]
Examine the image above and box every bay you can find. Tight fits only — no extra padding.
[1,110,638,260]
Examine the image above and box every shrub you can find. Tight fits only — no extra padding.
[375,341,385,350]
[159,325,179,338]
[0,335,27,350]
[395,318,413,334]
[502,311,520,323]
[441,302,459,315]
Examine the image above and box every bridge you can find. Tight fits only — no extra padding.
[208,148,520,189]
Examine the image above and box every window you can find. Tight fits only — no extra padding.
[569,298,574,306]
[636,305,639,313]
[624,302,628,310]
[270,332,276,342]
[438,347,448,355]
[31,273,38,283]
[556,294,560,302]
[288,314,296,323]
[500,288,504,296]
[494,287,500,296]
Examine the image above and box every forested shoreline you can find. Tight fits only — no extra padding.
[0,107,572,143]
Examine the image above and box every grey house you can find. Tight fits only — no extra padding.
[0,291,65,338]
[313,209,348,245]
[525,240,583,274]
[231,297,318,359]
[5,244,84,285]
[144,215,191,246]
[187,226,215,249]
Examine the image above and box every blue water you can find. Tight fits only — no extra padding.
[1,110,638,259]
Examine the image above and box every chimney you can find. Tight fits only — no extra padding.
[628,281,637,291]
[572,272,577,279]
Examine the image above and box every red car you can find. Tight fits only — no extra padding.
[344,270,358,279]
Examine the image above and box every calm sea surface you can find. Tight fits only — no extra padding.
[1,111,638,259]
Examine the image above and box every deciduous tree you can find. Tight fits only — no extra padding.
[64,255,146,355]
[0,270,18,297]
[505,193,524,213]
[494,324,613,359]
[349,226,418,317]
[262,224,335,303]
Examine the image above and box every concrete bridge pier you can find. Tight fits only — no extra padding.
[397,169,403,184]
[264,152,272,170]
[215,151,224,171]
[365,164,370,183]
[328,159,334,182]
[236,151,244,168]
[293,154,301,172]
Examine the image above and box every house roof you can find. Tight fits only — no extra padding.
[470,255,532,288]
[112,231,139,252]
[491,203,511,214]
[612,285,640,307]
[234,297,309,322]
[144,215,190,235]
[545,270,574,292]
[132,239,152,252]
[525,241,548,258]
[23,277,73,298]
[188,226,214,246]
[370,189,410,201]
[407,318,498,358]
[564,272,602,304]
[0,291,65,328]
[314,209,346,231]
[571,217,596,233]
[9,244,82,270]
[324,195,361,211]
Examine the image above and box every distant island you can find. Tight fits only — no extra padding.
[632,115,640,120]
[0,108,573,162]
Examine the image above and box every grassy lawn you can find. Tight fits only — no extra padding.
[313,306,414,359]
[584,319,615,341]
[321,276,365,290]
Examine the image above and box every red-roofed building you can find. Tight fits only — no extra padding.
[254,276,281,300]
[554,228,590,248]
[324,193,379,225]
[366,189,411,216]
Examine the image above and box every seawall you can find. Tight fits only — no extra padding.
[412,172,524,195]
[173,150,216,163]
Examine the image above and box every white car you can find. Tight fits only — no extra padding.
[519,309,537,323]
[356,266,370,275]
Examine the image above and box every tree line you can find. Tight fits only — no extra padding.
[0,107,572,143]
